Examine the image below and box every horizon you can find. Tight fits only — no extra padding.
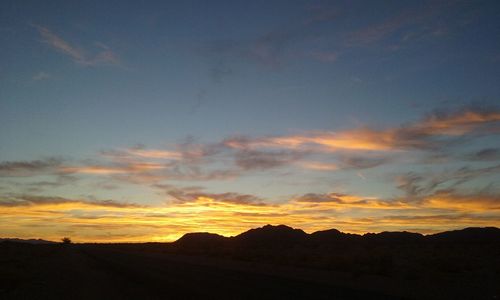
[1,0,500,243]
[3,224,499,244]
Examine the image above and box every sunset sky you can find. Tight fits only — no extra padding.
[1,0,500,242]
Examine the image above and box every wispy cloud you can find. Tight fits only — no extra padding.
[0,194,141,208]
[224,107,500,152]
[233,149,303,171]
[1,186,499,242]
[154,184,266,206]
[395,163,500,204]
[308,51,339,63]
[297,161,338,171]
[466,148,500,161]
[346,3,448,48]
[0,157,64,177]
[2,107,498,189]
[303,5,338,25]
[32,71,51,81]
[34,25,120,66]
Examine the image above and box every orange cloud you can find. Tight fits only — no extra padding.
[224,108,500,152]
[61,162,165,175]
[1,188,499,242]
[423,191,500,212]
[126,149,183,160]
[298,161,338,171]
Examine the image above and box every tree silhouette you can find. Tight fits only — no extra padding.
[61,237,72,244]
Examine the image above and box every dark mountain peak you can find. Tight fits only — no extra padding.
[312,228,342,236]
[363,231,424,243]
[310,228,345,239]
[237,224,307,237]
[174,232,228,248]
[427,227,500,242]
[0,238,56,244]
[234,224,307,248]
[309,228,361,245]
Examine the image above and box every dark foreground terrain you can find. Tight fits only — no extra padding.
[1,226,500,300]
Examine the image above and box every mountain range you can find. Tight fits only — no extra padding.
[174,224,500,249]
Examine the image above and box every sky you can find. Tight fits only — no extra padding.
[1,0,500,242]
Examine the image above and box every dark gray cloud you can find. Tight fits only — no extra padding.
[467,148,500,161]
[295,193,344,203]
[0,194,142,208]
[154,184,265,206]
[34,25,120,67]
[0,157,64,177]
[234,149,303,171]
[338,155,391,169]
[303,5,338,25]
[396,164,500,201]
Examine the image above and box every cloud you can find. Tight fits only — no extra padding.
[200,27,306,81]
[348,13,414,46]
[1,186,498,242]
[309,51,338,63]
[467,148,500,161]
[396,164,500,201]
[297,161,338,171]
[32,71,51,81]
[295,193,345,203]
[423,190,500,212]
[154,184,265,206]
[223,107,500,153]
[0,194,141,208]
[61,162,166,175]
[34,25,120,66]
[346,4,444,47]
[3,107,498,201]
[35,25,85,61]
[304,6,338,25]
[0,158,64,177]
[338,154,391,169]
[292,192,410,210]
[233,149,303,171]
[249,31,300,67]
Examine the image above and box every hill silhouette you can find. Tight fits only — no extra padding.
[427,226,500,243]
[232,224,308,248]
[173,224,500,248]
[0,238,56,244]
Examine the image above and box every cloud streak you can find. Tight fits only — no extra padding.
[224,107,500,152]
[0,194,142,208]
[35,25,120,66]
[0,158,64,177]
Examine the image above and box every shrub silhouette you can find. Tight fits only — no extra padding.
[61,237,72,244]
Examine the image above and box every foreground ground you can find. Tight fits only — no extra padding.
[1,243,402,300]
[0,241,499,299]
[2,226,500,299]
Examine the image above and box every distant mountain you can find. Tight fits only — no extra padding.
[233,224,308,248]
[174,232,228,249]
[173,225,500,249]
[427,227,500,243]
[310,229,361,244]
[0,238,56,244]
[363,231,424,243]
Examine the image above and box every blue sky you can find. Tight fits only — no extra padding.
[1,0,500,241]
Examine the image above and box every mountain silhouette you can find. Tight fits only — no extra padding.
[427,226,500,243]
[233,224,308,248]
[0,238,56,244]
[175,232,228,249]
[310,228,361,244]
[362,231,424,243]
[173,225,500,249]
